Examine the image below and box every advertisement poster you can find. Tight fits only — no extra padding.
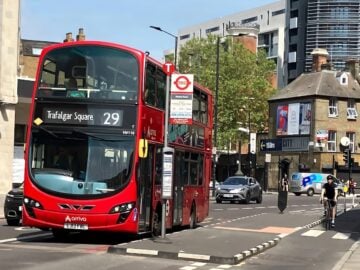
[276,105,288,135]
[287,103,300,135]
[299,103,311,135]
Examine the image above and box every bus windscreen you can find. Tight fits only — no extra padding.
[37,45,139,102]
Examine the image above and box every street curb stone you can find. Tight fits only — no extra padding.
[107,236,282,265]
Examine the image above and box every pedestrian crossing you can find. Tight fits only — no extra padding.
[301,229,354,240]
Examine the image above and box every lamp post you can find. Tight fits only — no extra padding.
[248,109,252,177]
[149,26,178,68]
[211,36,220,196]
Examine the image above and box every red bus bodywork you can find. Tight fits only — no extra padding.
[23,40,213,235]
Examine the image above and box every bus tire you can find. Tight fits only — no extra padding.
[189,203,197,229]
[152,207,161,237]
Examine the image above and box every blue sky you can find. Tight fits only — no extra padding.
[21,0,278,61]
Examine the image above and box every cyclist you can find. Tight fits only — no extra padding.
[320,175,338,228]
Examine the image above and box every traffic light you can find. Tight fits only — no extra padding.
[343,148,349,166]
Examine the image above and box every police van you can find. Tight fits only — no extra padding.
[290,172,344,196]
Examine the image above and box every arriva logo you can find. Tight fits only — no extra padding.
[65,215,87,223]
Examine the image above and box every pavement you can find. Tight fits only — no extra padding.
[0,192,359,269]
[108,193,360,269]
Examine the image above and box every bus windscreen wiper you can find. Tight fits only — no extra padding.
[35,126,60,139]
[71,129,122,142]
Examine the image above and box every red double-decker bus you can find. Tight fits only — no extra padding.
[23,40,213,237]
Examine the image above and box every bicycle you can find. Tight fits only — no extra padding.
[322,198,336,230]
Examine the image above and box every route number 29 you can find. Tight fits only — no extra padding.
[103,112,121,126]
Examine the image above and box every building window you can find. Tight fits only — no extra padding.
[205,26,219,34]
[14,124,26,146]
[327,131,337,152]
[328,99,338,117]
[346,132,356,152]
[242,16,258,24]
[272,9,285,16]
[347,100,358,119]
[180,34,190,40]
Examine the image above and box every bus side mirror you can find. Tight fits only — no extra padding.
[138,139,148,158]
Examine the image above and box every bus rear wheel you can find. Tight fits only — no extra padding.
[152,211,161,237]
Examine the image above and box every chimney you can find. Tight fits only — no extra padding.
[226,22,259,53]
[311,48,329,72]
[63,32,74,43]
[76,28,86,41]
[345,59,360,81]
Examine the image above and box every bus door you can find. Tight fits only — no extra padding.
[172,151,184,225]
[138,145,154,232]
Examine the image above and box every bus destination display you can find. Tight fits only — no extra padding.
[42,107,123,127]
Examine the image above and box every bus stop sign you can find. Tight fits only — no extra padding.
[162,62,175,75]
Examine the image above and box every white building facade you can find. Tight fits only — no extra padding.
[0,0,20,194]
[177,0,286,88]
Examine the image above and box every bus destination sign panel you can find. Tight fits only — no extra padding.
[42,107,124,127]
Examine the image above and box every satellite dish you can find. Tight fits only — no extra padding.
[340,137,350,147]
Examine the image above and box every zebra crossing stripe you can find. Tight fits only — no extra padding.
[332,233,351,240]
[301,229,325,237]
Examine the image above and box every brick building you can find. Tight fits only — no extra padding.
[259,49,360,190]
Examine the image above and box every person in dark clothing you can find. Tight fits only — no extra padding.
[320,175,338,228]
[348,178,356,196]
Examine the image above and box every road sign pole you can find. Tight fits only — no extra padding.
[161,74,171,239]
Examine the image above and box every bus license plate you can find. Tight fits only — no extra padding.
[224,194,233,198]
[64,223,88,230]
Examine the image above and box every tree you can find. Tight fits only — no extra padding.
[178,35,276,149]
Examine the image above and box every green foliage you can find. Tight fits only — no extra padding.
[178,35,276,149]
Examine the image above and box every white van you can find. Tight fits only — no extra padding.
[290,172,344,196]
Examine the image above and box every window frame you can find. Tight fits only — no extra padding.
[346,132,356,153]
[327,130,337,152]
[328,99,338,117]
[347,100,358,119]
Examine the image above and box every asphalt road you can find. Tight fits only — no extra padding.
[0,193,358,270]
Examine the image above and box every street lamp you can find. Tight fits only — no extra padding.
[246,97,255,177]
[211,36,221,196]
[149,26,178,68]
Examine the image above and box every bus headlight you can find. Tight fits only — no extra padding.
[110,202,136,223]
[24,196,43,218]
[24,197,43,209]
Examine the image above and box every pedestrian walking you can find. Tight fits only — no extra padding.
[280,174,289,192]
[278,173,289,213]
[348,178,356,196]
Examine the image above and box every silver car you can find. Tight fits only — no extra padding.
[215,176,262,204]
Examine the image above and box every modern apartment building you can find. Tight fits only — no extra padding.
[178,0,286,89]
[285,0,360,84]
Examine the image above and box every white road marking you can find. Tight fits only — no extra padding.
[179,266,197,270]
[190,262,207,266]
[332,233,351,240]
[301,229,325,237]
